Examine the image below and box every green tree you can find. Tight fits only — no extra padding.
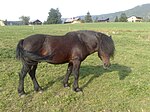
[84,11,93,23]
[94,16,99,22]
[46,8,62,24]
[119,13,127,22]
[19,16,30,25]
[4,19,7,25]
[114,16,119,22]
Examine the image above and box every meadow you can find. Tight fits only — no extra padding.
[0,23,150,112]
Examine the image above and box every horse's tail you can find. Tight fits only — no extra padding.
[16,39,53,64]
[16,39,25,61]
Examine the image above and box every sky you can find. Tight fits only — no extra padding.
[0,0,150,22]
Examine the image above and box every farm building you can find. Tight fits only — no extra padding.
[127,16,143,22]
[0,20,5,26]
[64,17,81,24]
[98,18,109,22]
[30,19,42,25]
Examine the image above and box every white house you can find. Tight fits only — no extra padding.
[0,20,5,26]
[127,16,143,22]
[64,17,81,24]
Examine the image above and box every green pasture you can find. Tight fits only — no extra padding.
[0,23,150,112]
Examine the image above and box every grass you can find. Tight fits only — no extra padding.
[0,22,150,112]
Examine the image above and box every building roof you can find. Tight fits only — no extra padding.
[128,16,143,19]
[64,17,80,23]
[30,19,42,25]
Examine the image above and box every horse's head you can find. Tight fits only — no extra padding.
[96,33,115,69]
[99,50,112,69]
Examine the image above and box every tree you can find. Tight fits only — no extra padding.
[84,11,93,23]
[46,8,62,24]
[114,16,119,22]
[4,19,7,25]
[19,16,30,25]
[119,13,127,22]
[94,16,99,22]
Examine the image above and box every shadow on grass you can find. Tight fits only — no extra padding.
[43,63,131,91]
[43,76,64,91]
[80,63,132,89]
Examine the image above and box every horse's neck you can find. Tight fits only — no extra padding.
[83,39,99,54]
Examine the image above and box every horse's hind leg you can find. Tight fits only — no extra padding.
[18,64,31,96]
[63,62,73,87]
[29,64,43,93]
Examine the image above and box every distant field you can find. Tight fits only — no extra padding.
[0,23,150,112]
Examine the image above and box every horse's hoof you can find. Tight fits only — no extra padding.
[38,90,43,94]
[35,88,43,94]
[73,87,82,92]
[64,83,70,88]
[19,92,26,98]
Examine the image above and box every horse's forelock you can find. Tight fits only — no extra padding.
[97,33,115,58]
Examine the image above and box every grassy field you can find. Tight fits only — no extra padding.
[0,23,150,112]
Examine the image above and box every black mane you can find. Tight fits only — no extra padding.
[98,33,115,58]
[72,30,115,58]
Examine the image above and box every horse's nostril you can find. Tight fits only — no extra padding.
[104,63,108,67]
[103,63,111,69]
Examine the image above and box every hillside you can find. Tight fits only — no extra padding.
[78,4,150,22]
[98,4,150,21]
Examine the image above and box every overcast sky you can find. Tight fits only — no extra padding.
[0,0,149,22]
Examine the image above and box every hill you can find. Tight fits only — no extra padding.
[78,4,150,22]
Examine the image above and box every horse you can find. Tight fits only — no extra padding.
[16,30,115,96]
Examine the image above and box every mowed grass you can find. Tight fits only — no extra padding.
[0,23,150,112]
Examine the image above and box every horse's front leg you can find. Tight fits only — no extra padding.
[72,59,82,92]
[63,62,73,87]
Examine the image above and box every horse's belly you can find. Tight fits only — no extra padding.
[46,55,69,64]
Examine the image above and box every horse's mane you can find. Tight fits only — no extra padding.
[66,30,115,58]
[97,33,115,58]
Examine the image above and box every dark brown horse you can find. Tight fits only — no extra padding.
[16,30,115,96]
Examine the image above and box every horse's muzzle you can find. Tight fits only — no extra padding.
[103,63,111,69]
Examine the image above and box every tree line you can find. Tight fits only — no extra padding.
[18,9,96,25]
[13,8,150,25]
[114,13,127,22]
[18,8,62,25]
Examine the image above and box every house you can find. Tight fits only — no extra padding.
[30,19,42,25]
[0,20,5,26]
[98,18,109,22]
[64,17,81,24]
[127,16,143,22]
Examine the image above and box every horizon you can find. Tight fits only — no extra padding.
[0,0,150,22]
